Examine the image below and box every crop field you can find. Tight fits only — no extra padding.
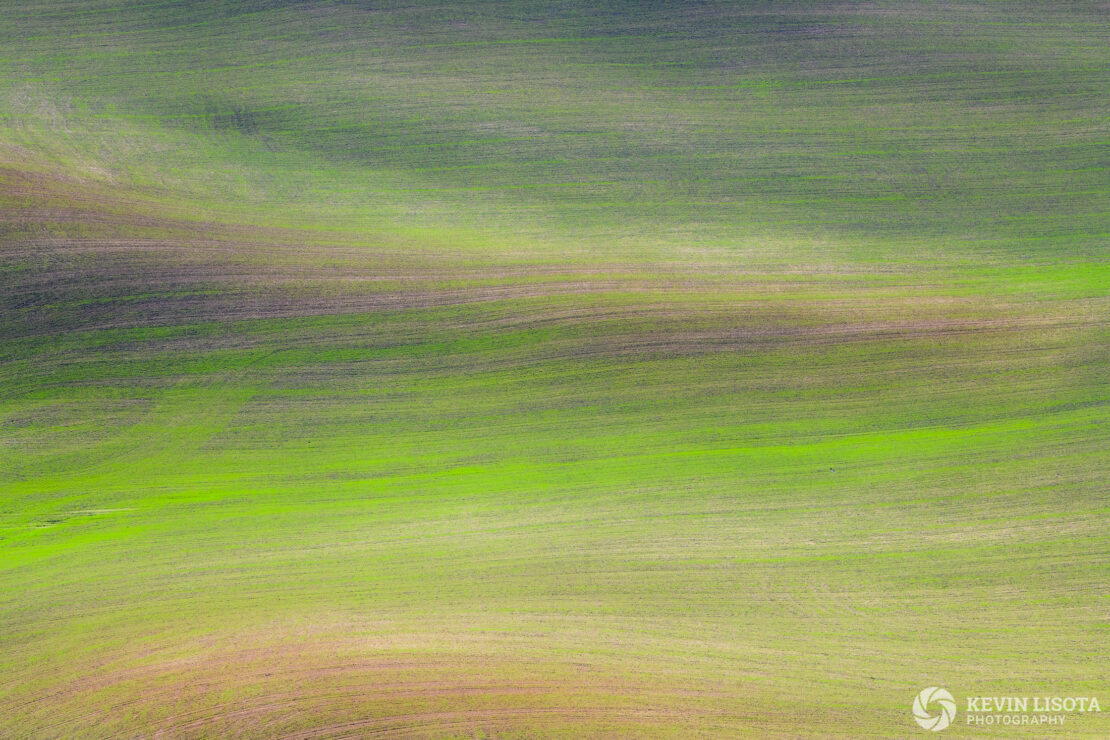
[1,1,1107,737]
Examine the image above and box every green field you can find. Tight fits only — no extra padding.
[1,1,1108,737]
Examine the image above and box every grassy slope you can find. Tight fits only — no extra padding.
[1,1,1108,737]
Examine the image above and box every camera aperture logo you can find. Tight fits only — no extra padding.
[913,687,1102,731]
[913,687,957,731]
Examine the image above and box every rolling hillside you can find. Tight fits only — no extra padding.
[1,2,1108,737]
